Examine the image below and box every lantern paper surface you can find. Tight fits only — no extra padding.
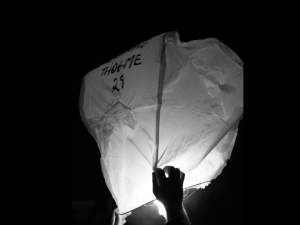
[80,31,243,214]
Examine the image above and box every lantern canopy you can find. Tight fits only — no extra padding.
[80,31,243,214]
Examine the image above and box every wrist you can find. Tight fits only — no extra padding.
[165,204,190,225]
[165,204,184,220]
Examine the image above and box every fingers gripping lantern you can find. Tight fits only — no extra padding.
[80,31,243,214]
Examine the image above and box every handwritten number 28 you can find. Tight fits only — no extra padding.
[112,75,124,92]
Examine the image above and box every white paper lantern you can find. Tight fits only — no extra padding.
[80,31,243,214]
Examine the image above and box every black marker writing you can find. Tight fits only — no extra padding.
[101,54,142,77]
[112,75,125,93]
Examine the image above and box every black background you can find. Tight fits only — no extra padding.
[72,24,243,225]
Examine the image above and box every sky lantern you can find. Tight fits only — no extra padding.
[80,31,243,215]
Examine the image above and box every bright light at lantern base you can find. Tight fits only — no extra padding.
[153,173,168,218]
[153,200,167,219]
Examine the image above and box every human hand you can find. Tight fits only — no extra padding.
[152,166,185,210]
[110,208,131,225]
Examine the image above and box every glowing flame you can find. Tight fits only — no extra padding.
[153,200,167,219]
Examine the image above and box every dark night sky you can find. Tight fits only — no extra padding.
[72,23,243,225]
